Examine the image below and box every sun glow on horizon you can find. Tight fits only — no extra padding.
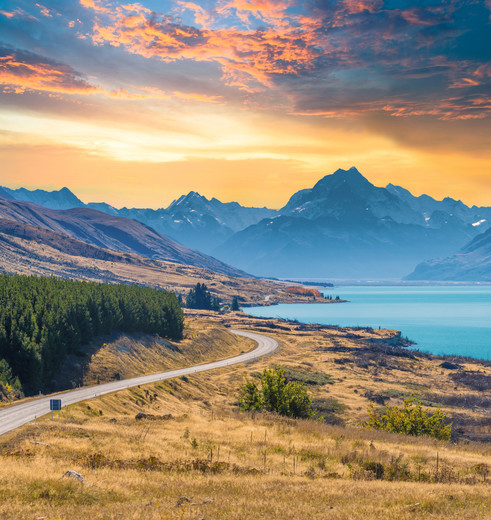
[0,0,489,208]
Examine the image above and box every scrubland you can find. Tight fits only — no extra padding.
[0,312,489,519]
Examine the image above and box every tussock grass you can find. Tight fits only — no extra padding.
[81,318,255,387]
[1,408,489,519]
[1,314,490,519]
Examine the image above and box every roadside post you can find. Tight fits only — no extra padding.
[50,399,62,421]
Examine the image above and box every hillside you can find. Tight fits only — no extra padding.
[1,185,276,254]
[0,274,183,395]
[407,227,491,281]
[0,221,323,307]
[0,199,245,277]
[0,313,489,520]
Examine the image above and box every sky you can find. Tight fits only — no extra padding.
[0,0,490,209]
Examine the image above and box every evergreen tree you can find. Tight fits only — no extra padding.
[186,283,220,310]
[0,274,184,396]
[231,296,240,311]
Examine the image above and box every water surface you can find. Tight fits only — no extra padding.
[246,286,491,360]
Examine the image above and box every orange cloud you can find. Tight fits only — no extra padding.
[217,0,294,27]
[176,1,213,28]
[449,77,480,89]
[35,3,53,18]
[0,8,36,20]
[400,8,434,26]
[0,54,102,95]
[86,4,322,90]
[382,97,491,120]
[109,85,222,103]
[342,0,382,14]
[0,47,224,106]
[79,0,111,14]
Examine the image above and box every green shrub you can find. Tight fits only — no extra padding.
[239,366,315,419]
[365,395,452,440]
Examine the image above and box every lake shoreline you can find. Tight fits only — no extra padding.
[245,285,491,361]
[242,309,491,366]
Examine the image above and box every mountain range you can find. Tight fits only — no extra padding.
[214,168,489,278]
[2,186,85,210]
[3,185,275,253]
[0,198,245,277]
[3,167,490,280]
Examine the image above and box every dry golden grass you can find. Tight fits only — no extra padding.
[1,406,489,520]
[1,313,490,519]
[79,318,256,387]
[184,310,491,440]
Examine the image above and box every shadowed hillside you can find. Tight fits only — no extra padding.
[0,199,245,277]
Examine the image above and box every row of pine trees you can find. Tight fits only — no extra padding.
[0,274,183,395]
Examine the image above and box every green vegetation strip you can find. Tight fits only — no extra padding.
[0,274,183,396]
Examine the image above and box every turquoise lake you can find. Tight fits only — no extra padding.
[246,286,491,360]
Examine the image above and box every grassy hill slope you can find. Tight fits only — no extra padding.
[0,200,245,277]
[0,224,325,307]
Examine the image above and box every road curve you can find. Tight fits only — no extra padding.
[0,329,278,437]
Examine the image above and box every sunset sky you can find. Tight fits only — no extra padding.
[0,0,490,208]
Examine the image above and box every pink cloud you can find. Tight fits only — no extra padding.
[342,0,382,14]
[35,4,53,18]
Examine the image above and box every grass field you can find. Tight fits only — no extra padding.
[0,313,489,519]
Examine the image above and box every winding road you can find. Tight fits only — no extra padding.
[0,329,278,437]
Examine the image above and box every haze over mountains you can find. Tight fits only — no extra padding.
[3,186,85,210]
[3,185,275,253]
[3,167,491,280]
[214,168,490,278]
[407,228,491,282]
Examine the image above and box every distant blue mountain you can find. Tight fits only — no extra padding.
[213,168,487,279]
[385,183,491,229]
[282,167,424,225]
[5,169,491,279]
[2,186,85,210]
[88,191,277,253]
[0,187,15,200]
[407,227,491,281]
[2,185,276,253]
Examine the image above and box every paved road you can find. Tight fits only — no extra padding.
[0,329,278,437]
